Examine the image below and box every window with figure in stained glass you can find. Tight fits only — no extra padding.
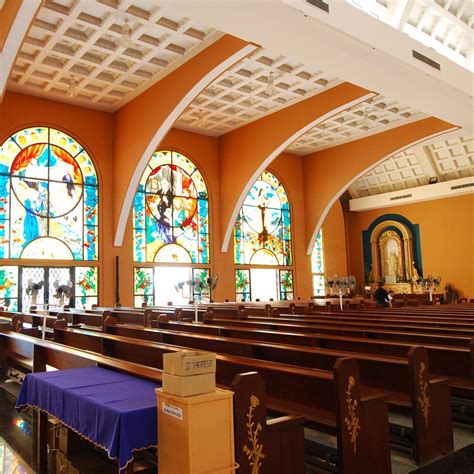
[132,150,210,306]
[234,170,293,301]
[0,127,99,311]
[311,230,325,296]
[234,170,291,266]
[0,127,98,260]
[133,150,209,264]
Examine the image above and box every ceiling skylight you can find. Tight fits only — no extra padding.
[346,0,473,72]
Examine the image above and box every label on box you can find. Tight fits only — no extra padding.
[184,359,214,374]
[162,402,183,421]
[163,351,216,376]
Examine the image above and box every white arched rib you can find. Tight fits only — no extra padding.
[221,92,377,252]
[114,42,258,247]
[305,125,460,255]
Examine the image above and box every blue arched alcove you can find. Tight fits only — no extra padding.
[362,214,422,282]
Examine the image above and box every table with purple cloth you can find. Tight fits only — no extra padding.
[15,366,161,471]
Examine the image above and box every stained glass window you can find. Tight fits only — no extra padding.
[75,267,98,309]
[279,269,294,301]
[134,267,154,307]
[133,150,209,264]
[0,266,19,311]
[234,170,293,301]
[234,170,291,266]
[311,230,325,296]
[235,269,250,302]
[0,127,98,260]
[0,265,97,310]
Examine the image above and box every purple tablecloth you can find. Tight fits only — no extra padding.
[16,367,161,471]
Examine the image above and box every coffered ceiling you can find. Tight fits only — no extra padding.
[285,94,426,155]
[174,47,341,136]
[349,134,474,198]
[7,0,219,111]
[4,0,472,168]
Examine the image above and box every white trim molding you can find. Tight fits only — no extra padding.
[114,42,259,247]
[221,92,378,252]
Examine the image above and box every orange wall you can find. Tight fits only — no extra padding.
[6,92,463,305]
[303,117,455,252]
[268,152,312,298]
[117,127,236,305]
[218,82,370,251]
[345,195,474,298]
[0,91,117,304]
[113,35,250,245]
[322,200,348,278]
[0,91,315,304]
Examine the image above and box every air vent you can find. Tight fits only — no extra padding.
[306,0,329,13]
[451,182,474,191]
[390,194,412,201]
[412,50,440,70]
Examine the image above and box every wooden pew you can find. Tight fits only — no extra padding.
[201,315,474,348]
[0,314,41,337]
[232,372,306,474]
[156,320,474,400]
[50,322,393,472]
[54,321,455,465]
[0,331,307,474]
[221,315,474,335]
[101,318,460,460]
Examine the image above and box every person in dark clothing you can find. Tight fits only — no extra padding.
[374,283,389,308]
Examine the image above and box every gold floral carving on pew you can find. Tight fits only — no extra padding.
[243,395,265,474]
[15,320,21,332]
[417,362,430,427]
[344,376,361,454]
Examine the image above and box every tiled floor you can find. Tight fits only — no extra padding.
[0,382,35,474]
[0,438,34,474]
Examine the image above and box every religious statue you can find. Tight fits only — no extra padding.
[368,264,374,283]
[411,261,420,282]
[386,251,400,276]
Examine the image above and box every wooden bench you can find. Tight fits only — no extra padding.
[54,321,455,465]
[0,331,306,474]
[47,323,393,471]
[156,320,474,400]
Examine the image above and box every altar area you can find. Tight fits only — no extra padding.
[363,215,425,294]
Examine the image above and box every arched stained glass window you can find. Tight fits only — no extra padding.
[311,230,325,296]
[234,170,291,266]
[234,170,293,302]
[133,150,209,264]
[0,127,98,260]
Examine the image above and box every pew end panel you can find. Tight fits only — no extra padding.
[333,357,391,474]
[11,314,23,333]
[408,346,454,465]
[470,337,474,378]
[231,371,305,474]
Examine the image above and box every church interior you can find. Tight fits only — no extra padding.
[0,0,473,473]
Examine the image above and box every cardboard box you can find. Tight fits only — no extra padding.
[162,372,215,397]
[163,350,216,376]
[156,388,236,474]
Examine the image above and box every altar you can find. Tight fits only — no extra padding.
[363,215,424,293]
